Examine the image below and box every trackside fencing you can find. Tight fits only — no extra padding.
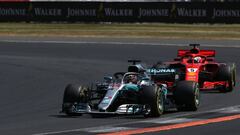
[0,2,239,23]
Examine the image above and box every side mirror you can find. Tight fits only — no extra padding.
[104,76,113,83]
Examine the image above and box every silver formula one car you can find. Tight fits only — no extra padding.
[61,60,166,117]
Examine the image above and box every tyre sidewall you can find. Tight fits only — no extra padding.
[174,81,200,111]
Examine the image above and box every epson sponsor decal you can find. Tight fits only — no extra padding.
[147,68,175,75]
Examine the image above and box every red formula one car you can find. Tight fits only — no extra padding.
[153,44,236,93]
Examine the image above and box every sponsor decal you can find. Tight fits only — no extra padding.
[0,8,26,16]
[213,8,240,18]
[138,8,169,18]
[187,68,198,73]
[177,8,207,17]
[67,8,96,17]
[188,72,196,76]
[0,2,240,23]
[186,75,197,81]
[34,8,62,16]
[187,68,198,76]
[147,68,175,75]
[104,8,133,17]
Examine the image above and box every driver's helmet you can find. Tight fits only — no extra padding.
[125,74,138,84]
[193,56,202,63]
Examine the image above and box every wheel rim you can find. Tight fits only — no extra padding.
[157,91,164,112]
[194,87,200,106]
[226,71,234,91]
[231,70,234,86]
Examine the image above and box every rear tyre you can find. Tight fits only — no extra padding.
[141,85,164,117]
[62,84,89,115]
[174,81,200,111]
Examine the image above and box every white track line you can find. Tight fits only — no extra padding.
[87,127,137,133]
[32,105,240,135]
[144,118,204,124]
[0,39,240,48]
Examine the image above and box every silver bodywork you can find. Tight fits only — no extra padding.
[64,72,156,115]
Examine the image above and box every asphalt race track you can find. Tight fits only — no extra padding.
[0,38,239,135]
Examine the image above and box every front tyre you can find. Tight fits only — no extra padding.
[216,64,234,92]
[151,86,165,117]
[141,85,164,117]
[174,81,200,111]
[62,84,89,115]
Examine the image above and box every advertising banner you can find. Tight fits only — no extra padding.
[0,2,239,23]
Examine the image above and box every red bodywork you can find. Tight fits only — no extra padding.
[158,46,228,91]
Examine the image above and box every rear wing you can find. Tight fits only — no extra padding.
[178,50,215,57]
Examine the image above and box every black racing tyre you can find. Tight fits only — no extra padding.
[63,84,89,103]
[174,81,200,111]
[216,64,234,92]
[151,86,165,117]
[62,84,89,115]
[141,85,164,117]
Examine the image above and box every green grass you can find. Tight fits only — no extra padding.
[0,23,240,40]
